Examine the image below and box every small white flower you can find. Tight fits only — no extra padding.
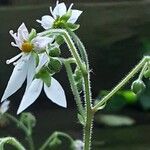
[74,140,84,150]
[17,54,67,114]
[1,23,52,102]
[37,1,82,29]
[0,100,10,114]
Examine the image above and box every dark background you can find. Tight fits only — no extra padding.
[0,1,150,150]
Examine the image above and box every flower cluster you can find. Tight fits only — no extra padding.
[1,1,82,114]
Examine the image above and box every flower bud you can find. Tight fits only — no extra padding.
[144,69,150,78]
[131,80,146,94]
[47,58,62,74]
[74,68,82,82]
[55,35,64,45]
[20,112,36,128]
[28,29,37,41]
[49,46,61,57]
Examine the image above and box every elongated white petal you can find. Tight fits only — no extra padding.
[44,77,67,108]
[52,2,67,18]
[68,10,82,24]
[18,23,29,41]
[36,53,48,72]
[32,36,53,52]
[1,60,28,102]
[0,100,10,114]
[26,56,36,89]
[17,79,43,114]
[37,15,54,29]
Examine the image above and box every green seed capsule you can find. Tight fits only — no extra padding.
[47,58,62,74]
[131,80,146,94]
[144,69,150,78]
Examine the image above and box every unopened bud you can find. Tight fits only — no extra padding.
[144,69,150,78]
[49,46,61,57]
[131,80,145,94]
[47,58,62,74]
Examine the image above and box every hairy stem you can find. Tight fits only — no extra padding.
[93,56,149,112]
[63,60,84,118]
[5,113,34,150]
[39,132,74,150]
[0,137,25,150]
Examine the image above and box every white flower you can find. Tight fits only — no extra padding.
[36,1,82,29]
[17,54,67,114]
[0,100,10,114]
[1,23,52,102]
[74,140,84,150]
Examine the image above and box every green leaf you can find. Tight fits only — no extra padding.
[95,114,135,127]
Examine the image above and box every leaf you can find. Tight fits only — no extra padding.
[95,114,135,127]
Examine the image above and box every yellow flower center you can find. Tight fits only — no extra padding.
[21,41,33,53]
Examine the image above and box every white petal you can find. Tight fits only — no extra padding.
[44,77,67,108]
[52,2,67,18]
[26,56,36,89]
[0,100,10,114]
[1,60,28,102]
[68,10,82,24]
[18,23,29,41]
[17,79,43,114]
[37,15,54,29]
[32,36,53,51]
[36,53,48,72]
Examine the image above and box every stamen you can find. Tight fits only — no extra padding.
[11,42,18,47]
[6,53,22,64]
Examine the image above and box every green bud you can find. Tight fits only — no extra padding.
[49,46,61,57]
[144,69,150,78]
[28,29,37,41]
[131,80,146,94]
[20,112,36,128]
[47,58,62,74]
[55,35,64,45]
[74,68,82,82]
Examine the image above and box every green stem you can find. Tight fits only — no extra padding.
[63,60,84,118]
[93,56,149,111]
[39,29,94,150]
[39,132,74,150]
[138,62,148,80]
[83,72,93,150]
[5,113,34,150]
[0,137,25,150]
[66,29,89,67]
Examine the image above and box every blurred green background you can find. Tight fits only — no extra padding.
[0,0,150,150]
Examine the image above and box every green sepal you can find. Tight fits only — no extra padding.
[28,28,37,41]
[60,10,72,22]
[77,113,85,126]
[35,67,51,87]
[31,51,39,67]
[66,23,80,31]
